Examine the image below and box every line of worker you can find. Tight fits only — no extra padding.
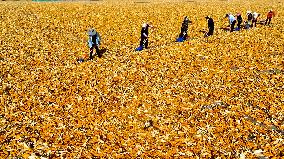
[84,9,275,60]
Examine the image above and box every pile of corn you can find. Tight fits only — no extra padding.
[0,0,283,158]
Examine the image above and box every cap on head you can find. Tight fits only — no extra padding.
[142,23,147,28]
[247,11,252,14]
[88,28,96,36]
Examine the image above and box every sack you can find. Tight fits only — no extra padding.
[135,46,143,51]
[176,37,184,42]
[77,58,85,63]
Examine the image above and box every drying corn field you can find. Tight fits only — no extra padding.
[0,0,284,158]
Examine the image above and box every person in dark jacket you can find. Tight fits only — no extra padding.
[205,16,214,37]
[140,23,153,49]
[88,28,101,59]
[178,16,191,41]
[236,13,243,29]
[246,11,253,28]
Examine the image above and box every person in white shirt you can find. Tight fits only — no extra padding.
[252,12,260,27]
[225,14,236,32]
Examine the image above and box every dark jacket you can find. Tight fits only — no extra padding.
[247,13,253,21]
[237,15,243,22]
[181,18,189,32]
[208,18,214,28]
[89,33,101,46]
[141,24,149,38]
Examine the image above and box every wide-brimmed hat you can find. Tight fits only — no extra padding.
[87,28,97,36]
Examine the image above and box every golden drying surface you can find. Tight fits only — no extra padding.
[0,0,283,158]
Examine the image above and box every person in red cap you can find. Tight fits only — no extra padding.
[265,9,275,25]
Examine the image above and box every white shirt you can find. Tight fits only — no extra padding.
[253,12,259,19]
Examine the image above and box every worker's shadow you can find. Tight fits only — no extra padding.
[256,20,266,25]
[220,27,231,32]
[77,47,107,63]
[98,47,107,58]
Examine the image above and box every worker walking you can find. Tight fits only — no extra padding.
[236,13,243,30]
[88,28,102,59]
[252,12,260,27]
[246,11,253,28]
[205,16,214,37]
[225,13,236,32]
[137,23,153,51]
[265,9,275,25]
[177,16,191,41]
